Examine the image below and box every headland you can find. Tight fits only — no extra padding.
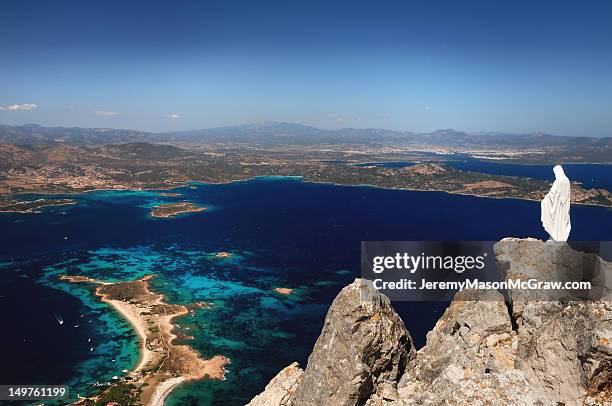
[0,198,76,213]
[59,274,229,406]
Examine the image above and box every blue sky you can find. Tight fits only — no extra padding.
[1,0,611,136]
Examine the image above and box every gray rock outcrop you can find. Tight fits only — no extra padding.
[248,278,416,406]
[384,288,538,406]
[494,238,612,405]
[290,278,416,406]
[250,239,612,406]
[248,362,304,406]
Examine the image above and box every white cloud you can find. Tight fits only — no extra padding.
[164,113,181,119]
[327,112,346,123]
[0,103,38,111]
[377,112,392,117]
[424,106,431,111]
[94,110,119,116]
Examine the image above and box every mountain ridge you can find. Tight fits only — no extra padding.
[1,122,610,148]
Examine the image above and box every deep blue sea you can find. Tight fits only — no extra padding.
[355,158,612,189]
[1,177,611,405]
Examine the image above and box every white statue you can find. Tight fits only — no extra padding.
[540,165,571,241]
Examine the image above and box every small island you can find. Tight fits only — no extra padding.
[214,251,232,258]
[157,192,182,197]
[0,198,76,213]
[59,274,229,406]
[273,287,294,296]
[150,202,206,218]
[191,301,214,309]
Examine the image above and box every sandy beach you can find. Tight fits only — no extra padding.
[62,274,230,406]
[101,297,153,373]
[148,377,185,406]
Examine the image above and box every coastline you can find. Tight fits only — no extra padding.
[148,377,185,406]
[101,296,152,373]
[0,198,77,213]
[298,179,612,209]
[3,174,612,209]
[150,202,207,218]
[60,274,230,406]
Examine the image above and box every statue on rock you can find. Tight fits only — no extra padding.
[541,165,571,241]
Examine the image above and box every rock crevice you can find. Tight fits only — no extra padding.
[249,239,612,406]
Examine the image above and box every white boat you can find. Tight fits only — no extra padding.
[54,314,64,325]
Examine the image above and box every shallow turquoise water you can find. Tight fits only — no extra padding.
[1,177,610,405]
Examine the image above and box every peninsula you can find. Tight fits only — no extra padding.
[59,274,229,406]
[0,198,76,213]
[1,123,611,207]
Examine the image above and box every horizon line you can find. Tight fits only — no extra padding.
[2,121,609,139]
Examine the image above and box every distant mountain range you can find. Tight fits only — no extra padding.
[0,123,152,146]
[1,122,611,149]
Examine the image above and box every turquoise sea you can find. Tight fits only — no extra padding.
[1,177,611,405]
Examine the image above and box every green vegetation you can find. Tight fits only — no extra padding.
[1,132,610,206]
[95,383,141,406]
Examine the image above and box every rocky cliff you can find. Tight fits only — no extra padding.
[248,239,612,406]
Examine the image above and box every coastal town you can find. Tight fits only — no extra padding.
[1,137,611,209]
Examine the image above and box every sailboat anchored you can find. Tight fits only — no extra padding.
[54,314,64,325]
